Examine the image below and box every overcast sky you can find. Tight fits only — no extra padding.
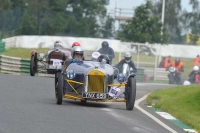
[106,0,194,30]
[106,0,193,14]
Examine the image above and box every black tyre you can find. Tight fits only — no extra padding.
[125,77,136,110]
[55,72,63,105]
[30,55,36,76]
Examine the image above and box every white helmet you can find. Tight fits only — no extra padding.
[71,46,84,60]
[124,52,132,63]
[54,41,63,49]
[193,65,199,73]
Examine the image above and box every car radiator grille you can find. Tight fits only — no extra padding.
[88,70,104,93]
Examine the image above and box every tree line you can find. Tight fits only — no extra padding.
[0,0,199,45]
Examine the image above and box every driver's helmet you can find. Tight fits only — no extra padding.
[54,41,63,49]
[72,42,81,48]
[101,41,109,49]
[124,52,132,63]
[71,46,84,60]
[97,54,110,64]
[193,65,199,73]
[175,58,180,66]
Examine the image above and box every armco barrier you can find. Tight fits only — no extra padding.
[0,55,30,74]
[143,67,168,81]
[0,40,5,53]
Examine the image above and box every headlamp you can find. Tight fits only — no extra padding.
[117,74,125,83]
[67,70,76,79]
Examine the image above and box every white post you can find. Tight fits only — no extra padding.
[119,42,122,61]
[159,0,165,63]
[154,44,158,81]
[137,43,140,67]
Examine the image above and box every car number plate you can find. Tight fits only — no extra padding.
[82,92,108,99]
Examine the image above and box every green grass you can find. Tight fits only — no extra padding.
[0,48,194,78]
[0,48,49,59]
[146,84,200,131]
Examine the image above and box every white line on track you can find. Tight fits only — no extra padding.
[135,94,178,133]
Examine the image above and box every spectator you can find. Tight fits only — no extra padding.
[193,55,200,66]
[164,55,171,68]
[97,41,115,65]
[159,57,166,68]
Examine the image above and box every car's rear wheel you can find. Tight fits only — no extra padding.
[55,72,63,105]
[125,77,136,110]
[30,55,36,76]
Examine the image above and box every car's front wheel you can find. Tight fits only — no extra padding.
[55,72,63,105]
[125,77,136,110]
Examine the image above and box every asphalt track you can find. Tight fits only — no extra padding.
[0,74,187,133]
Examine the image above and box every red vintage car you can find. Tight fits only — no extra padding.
[30,47,71,76]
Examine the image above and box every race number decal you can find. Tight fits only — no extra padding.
[108,87,121,98]
[53,60,61,66]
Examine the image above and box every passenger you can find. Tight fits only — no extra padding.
[97,41,115,65]
[71,42,81,48]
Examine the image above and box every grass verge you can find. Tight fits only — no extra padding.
[146,84,200,130]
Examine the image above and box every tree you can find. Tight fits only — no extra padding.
[100,15,115,38]
[150,0,183,44]
[0,0,12,12]
[118,1,168,43]
[182,0,200,45]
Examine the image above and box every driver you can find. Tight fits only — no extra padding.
[63,46,84,94]
[170,58,184,73]
[54,41,64,49]
[97,54,110,64]
[169,58,184,83]
[188,65,200,84]
[97,41,115,65]
[114,52,137,73]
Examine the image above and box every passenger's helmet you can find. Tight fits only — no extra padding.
[193,65,199,73]
[71,46,84,60]
[97,54,110,64]
[72,42,81,48]
[54,41,63,49]
[101,41,109,49]
[124,52,132,63]
[175,58,180,65]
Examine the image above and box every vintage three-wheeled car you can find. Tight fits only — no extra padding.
[30,48,71,76]
[54,53,137,110]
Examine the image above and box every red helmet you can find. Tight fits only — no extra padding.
[72,42,81,48]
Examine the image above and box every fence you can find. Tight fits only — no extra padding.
[0,40,5,52]
[0,55,52,77]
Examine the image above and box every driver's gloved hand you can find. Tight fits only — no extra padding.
[71,59,78,63]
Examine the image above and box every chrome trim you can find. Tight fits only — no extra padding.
[85,75,88,92]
